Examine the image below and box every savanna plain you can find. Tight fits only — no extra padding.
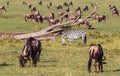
[0,0,120,76]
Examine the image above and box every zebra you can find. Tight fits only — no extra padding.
[61,30,87,45]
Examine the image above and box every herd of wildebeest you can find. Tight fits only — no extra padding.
[0,0,120,73]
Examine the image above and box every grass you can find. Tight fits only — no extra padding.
[0,0,120,76]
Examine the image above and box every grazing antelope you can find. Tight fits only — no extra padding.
[88,44,106,73]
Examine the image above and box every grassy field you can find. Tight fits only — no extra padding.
[0,0,120,76]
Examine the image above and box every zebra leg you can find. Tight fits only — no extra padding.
[69,39,73,45]
[62,38,66,45]
[82,35,87,45]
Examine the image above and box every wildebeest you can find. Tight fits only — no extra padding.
[60,13,69,22]
[88,44,106,73]
[66,7,70,12]
[75,7,82,13]
[67,10,81,21]
[38,0,42,5]
[0,6,7,15]
[47,17,60,26]
[63,1,73,7]
[109,5,116,10]
[90,14,107,22]
[112,9,119,16]
[34,11,43,23]
[56,4,62,10]
[24,14,34,22]
[19,37,42,67]
[47,1,52,9]
[22,1,27,5]
[77,19,91,29]
[41,12,55,22]
[83,5,89,12]
[109,5,119,16]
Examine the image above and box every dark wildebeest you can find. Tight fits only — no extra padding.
[0,6,7,15]
[47,1,52,9]
[38,0,42,5]
[58,12,65,17]
[67,10,81,21]
[22,1,27,5]
[24,14,34,22]
[83,5,89,12]
[90,14,107,23]
[28,4,32,9]
[112,10,119,16]
[75,7,82,13]
[66,7,70,12]
[88,44,106,73]
[60,13,69,22]
[31,7,37,13]
[33,11,43,23]
[77,19,92,29]
[109,5,116,10]
[56,4,62,10]
[41,12,55,22]
[28,4,37,13]
[109,5,119,16]
[63,1,73,7]
[19,37,42,67]
[47,17,60,26]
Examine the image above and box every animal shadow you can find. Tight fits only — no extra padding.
[0,62,14,67]
[40,60,58,67]
[104,69,120,72]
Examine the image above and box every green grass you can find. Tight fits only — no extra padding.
[0,0,120,76]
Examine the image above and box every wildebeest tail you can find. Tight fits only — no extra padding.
[88,49,94,72]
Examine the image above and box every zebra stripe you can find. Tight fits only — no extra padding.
[61,30,87,45]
